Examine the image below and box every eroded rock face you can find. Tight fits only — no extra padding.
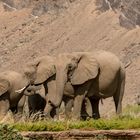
[1,0,30,10]
[1,0,75,16]
[1,0,140,29]
[96,0,140,29]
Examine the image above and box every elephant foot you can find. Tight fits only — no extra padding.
[71,114,81,121]
[65,115,72,121]
[42,111,56,121]
[65,111,72,120]
[92,113,100,119]
[72,117,81,121]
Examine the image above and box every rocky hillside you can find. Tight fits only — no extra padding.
[0,0,140,117]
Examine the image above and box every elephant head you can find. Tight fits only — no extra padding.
[23,85,43,96]
[0,79,10,96]
[52,52,99,107]
[24,55,56,85]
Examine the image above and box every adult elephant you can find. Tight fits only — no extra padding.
[24,56,92,119]
[49,50,126,120]
[24,56,57,118]
[0,70,39,119]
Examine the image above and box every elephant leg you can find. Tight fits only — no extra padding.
[89,97,100,119]
[44,80,57,119]
[28,95,36,115]
[72,94,85,120]
[50,107,59,120]
[17,95,26,114]
[72,81,92,120]
[113,69,125,115]
[81,97,92,120]
[10,106,18,113]
[72,86,91,120]
[43,102,53,118]
[0,98,10,119]
[81,99,87,120]
[63,96,73,119]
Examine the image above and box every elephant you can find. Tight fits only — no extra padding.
[24,55,92,120]
[24,56,75,119]
[48,50,126,120]
[27,84,46,114]
[0,70,40,119]
[23,56,57,118]
[27,84,64,119]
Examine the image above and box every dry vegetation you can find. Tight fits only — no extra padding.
[9,105,140,131]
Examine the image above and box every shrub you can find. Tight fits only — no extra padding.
[0,124,24,140]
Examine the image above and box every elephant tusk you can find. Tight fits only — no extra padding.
[15,86,26,94]
[100,98,104,105]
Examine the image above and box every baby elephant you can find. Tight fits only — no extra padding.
[0,70,38,120]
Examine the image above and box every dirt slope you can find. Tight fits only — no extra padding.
[0,0,140,117]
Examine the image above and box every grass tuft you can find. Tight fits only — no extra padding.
[7,105,140,131]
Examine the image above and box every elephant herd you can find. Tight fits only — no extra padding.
[0,50,126,121]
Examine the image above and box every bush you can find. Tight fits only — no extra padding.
[0,124,24,140]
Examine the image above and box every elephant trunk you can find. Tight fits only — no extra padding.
[51,68,67,107]
[24,85,41,96]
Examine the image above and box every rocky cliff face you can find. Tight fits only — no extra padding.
[1,0,140,29]
[97,0,140,29]
[1,0,75,16]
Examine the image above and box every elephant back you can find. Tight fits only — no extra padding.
[0,78,10,96]
[0,71,29,91]
[94,51,121,91]
[94,51,121,74]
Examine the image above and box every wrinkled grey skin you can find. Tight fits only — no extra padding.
[62,82,93,119]
[24,56,56,118]
[0,70,38,119]
[24,56,72,119]
[28,83,92,120]
[24,55,92,119]
[53,51,125,120]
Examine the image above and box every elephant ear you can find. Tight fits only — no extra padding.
[34,56,56,84]
[0,79,10,96]
[71,55,99,85]
[24,59,39,84]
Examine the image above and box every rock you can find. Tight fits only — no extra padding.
[96,0,140,29]
[1,0,73,16]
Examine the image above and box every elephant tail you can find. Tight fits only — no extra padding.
[113,66,126,114]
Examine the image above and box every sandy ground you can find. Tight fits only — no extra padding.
[0,0,140,117]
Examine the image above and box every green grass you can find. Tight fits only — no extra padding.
[11,117,140,132]
[0,124,23,140]
[8,105,140,131]
[123,104,140,116]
